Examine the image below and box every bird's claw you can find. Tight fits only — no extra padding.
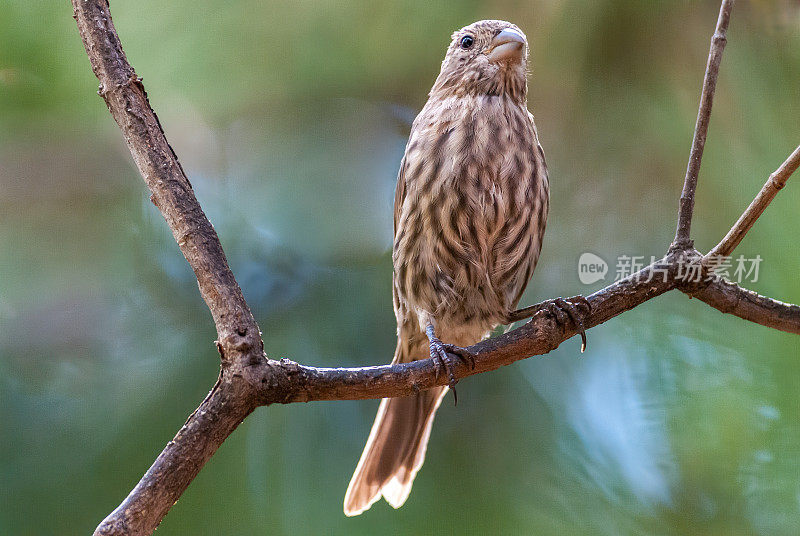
[429,338,475,406]
[544,296,590,352]
[442,343,477,370]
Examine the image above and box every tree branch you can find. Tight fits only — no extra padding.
[705,144,800,259]
[687,277,800,334]
[69,0,800,535]
[673,0,735,247]
[71,0,264,362]
[72,1,269,534]
[263,259,678,404]
[93,376,258,536]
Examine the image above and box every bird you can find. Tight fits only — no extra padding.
[343,19,586,516]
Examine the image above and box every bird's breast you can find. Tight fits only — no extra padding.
[393,95,548,328]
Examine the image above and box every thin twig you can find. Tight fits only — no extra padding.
[706,145,800,259]
[673,0,735,247]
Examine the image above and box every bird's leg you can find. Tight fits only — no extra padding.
[425,323,476,405]
[507,296,591,352]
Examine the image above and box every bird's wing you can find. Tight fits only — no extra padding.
[509,135,550,311]
[393,155,408,237]
[392,149,410,337]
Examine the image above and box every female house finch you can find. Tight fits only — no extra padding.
[344,19,584,516]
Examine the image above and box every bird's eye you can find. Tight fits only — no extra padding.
[460,35,474,49]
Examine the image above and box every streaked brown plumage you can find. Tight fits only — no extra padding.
[344,20,549,516]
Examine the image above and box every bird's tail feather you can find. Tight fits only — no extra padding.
[343,344,447,516]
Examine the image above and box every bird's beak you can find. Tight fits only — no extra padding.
[486,28,526,64]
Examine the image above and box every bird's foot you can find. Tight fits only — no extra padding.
[426,325,476,406]
[508,296,591,352]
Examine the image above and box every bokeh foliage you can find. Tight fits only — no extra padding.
[2,1,800,534]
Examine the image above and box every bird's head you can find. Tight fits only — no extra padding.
[430,20,529,103]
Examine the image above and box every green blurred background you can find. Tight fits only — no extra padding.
[2,1,800,534]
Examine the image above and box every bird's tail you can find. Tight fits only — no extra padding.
[343,342,448,516]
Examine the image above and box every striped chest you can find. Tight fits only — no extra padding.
[393,94,549,327]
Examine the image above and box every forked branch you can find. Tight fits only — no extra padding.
[69,1,800,535]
